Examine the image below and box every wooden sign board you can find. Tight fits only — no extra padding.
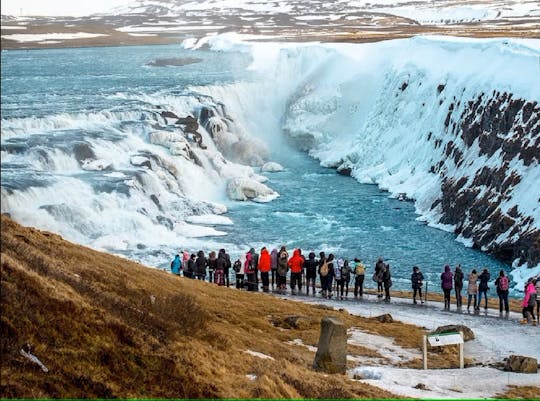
[427,332,463,347]
[423,331,464,369]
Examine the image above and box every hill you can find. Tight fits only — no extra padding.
[2,214,413,398]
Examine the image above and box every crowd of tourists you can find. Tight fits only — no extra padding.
[170,246,540,326]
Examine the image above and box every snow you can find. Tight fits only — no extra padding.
[185,214,233,225]
[243,349,275,360]
[2,32,108,42]
[280,292,540,398]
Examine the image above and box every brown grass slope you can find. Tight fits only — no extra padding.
[1,215,412,398]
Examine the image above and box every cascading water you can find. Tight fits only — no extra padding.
[2,36,539,293]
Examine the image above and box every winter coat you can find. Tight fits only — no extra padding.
[277,249,289,277]
[382,265,392,288]
[207,255,217,272]
[216,253,227,272]
[411,271,424,290]
[374,260,385,283]
[440,265,453,290]
[270,249,278,271]
[478,270,490,292]
[454,267,464,289]
[195,251,207,276]
[522,282,537,308]
[171,255,182,274]
[325,258,335,279]
[258,249,271,273]
[288,249,304,274]
[244,252,255,274]
[341,263,351,282]
[304,256,318,278]
[238,253,247,275]
[467,272,478,295]
[249,248,259,271]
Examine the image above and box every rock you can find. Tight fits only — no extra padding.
[81,159,111,171]
[373,314,394,323]
[130,156,152,169]
[226,177,279,203]
[430,325,474,341]
[270,315,313,329]
[414,383,427,390]
[313,316,347,374]
[504,355,538,373]
[261,162,284,172]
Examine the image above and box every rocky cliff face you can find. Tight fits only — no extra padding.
[433,91,539,267]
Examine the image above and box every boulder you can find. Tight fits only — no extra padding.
[504,355,538,373]
[261,162,284,172]
[81,159,111,171]
[430,325,474,341]
[270,315,313,330]
[373,314,394,323]
[226,177,278,203]
[313,316,347,374]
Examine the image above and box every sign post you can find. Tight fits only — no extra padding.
[423,331,464,369]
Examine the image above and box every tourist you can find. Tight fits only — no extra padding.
[478,268,491,310]
[234,255,245,289]
[494,269,509,315]
[334,258,344,299]
[244,249,256,291]
[195,250,207,280]
[220,248,232,287]
[441,265,453,310]
[258,247,271,292]
[304,252,318,295]
[454,264,464,308]
[382,263,392,302]
[374,258,385,298]
[467,269,479,311]
[185,253,196,279]
[288,248,304,295]
[340,259,351,299]
[520,278,537,325]
[353,258,366,298]
[170,254,182,276]
[536,276,540,324]
[215,250,226,286]
[322,253,335,299]
[249,248,260,291]
[270,248,278,289]
[411,266,424,304]
[207,250,217,283]
[276,246,289,293]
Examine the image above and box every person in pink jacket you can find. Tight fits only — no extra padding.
[520,278,537,324]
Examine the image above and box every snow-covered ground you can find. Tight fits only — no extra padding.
[281,292,540,398]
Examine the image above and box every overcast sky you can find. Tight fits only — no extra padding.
[1,0,133,16]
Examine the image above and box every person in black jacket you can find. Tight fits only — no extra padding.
[184,253,196,279]
[478,268,491,310]
[454,264,464,308]
[304,252,318,295]
[195,250,207,280]
[219,248,232,287]
[382,264,392,302]
[411,266,424,304]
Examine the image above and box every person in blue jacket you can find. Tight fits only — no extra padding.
[170,254,182,275]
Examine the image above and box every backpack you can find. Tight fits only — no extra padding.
[528,292,537,308]
[498,276,509,291]
[233,260,241,273]
[320,260,329,277]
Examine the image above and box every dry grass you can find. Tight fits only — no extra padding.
[495,385,540,399]
[1,215,410,398]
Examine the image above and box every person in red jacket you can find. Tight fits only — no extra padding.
[288,249,304,295]
[258,247,272,293]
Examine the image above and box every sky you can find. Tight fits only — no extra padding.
[1,0,132,16]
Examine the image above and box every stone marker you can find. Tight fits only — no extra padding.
[504,355,538,373]
[313,316,347,374]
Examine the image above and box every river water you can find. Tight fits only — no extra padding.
[0,44,510,293]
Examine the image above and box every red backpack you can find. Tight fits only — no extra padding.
[498,276,509,291]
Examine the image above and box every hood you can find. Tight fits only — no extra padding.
[444,265,451,273]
